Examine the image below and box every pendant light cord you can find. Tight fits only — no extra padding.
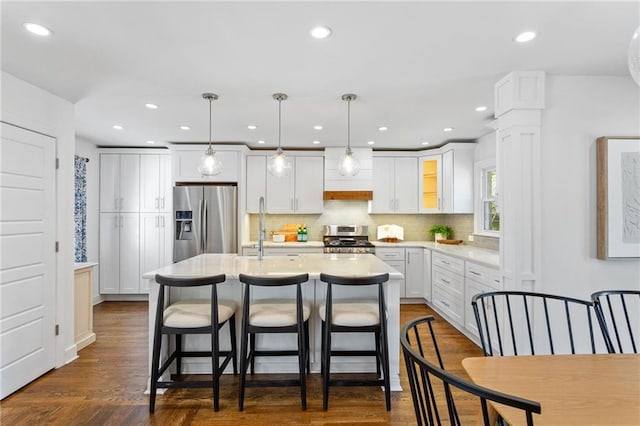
[347,97,351,152]
[208,98,212,149]
[278,97,282,150]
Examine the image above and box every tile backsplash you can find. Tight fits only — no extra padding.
[248,200,483,244]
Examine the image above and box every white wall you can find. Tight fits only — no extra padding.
[75,137,102,304]
[540,75,640,299]
[1,71,77,366]
[474,131,496,162]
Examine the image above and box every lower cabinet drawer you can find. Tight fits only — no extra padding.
[432,266,463,296]
[433,284,463,326]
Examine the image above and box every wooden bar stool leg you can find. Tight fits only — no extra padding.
[175,334,182,376]
[381,319,391,411]
[375,331,381,376]
[238,317,249,411]
[250,333,256,375]
[229,314,238,375]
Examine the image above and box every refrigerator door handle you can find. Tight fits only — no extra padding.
[203,200,208,251]
[197,199,204,254]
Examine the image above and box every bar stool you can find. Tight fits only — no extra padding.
[319,272,391,411]
[149,273,237,413]
[237,273,310,411]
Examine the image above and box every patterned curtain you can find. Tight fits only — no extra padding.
[74,155,88,262]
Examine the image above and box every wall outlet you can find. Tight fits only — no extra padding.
[467,235,474,242]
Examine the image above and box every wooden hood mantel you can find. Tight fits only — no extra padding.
[323,191,373,201]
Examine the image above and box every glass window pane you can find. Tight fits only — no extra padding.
[483,201,500,231]
[486,169,497,198]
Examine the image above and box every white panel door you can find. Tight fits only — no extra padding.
[0,122,56,399]
[265,165,294,213]
[246,156,266,213]
[119,155,140,212]
[139,213,160,293]
[158,155,172,212]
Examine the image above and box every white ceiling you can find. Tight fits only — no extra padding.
[1,1,638,150]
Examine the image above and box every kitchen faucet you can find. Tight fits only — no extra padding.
[257,196,265,260]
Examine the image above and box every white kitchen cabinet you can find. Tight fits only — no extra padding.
[140,154,172,212]
[371,157,418,213]
[100,154,140,212]
[419,144,474,214]
[431,252,465,326]
[375,247,407,297]
[423,248,432,302]
[404,248,424,298]
[464,261,502,342]
[266,156,324,213]
[246,156,267,213]
[99,213,140,294]
[140,212,172,293]
[172,149,240,182]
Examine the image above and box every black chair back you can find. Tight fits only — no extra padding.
[471,291,606,356]
[401,316,541,426]
[592,290,640,354]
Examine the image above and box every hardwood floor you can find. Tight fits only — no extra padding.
[0,302,483,425]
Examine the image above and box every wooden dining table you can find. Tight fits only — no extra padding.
[462,354,640,426]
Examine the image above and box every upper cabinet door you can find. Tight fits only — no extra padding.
[394,158,418,213]
[371,157,395,213]
[293,157,324,213]
[140,155,160,212]
[246,156,267,213]
[265,163,294,213]
[419,154,443,213]
[119,154,140,212]
[100,154,120,212]
[173,150,239,182]
[158,155,172,212]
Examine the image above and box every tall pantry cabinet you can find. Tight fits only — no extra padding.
[99,152,172,295]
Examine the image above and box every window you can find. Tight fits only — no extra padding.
[474,160,500,236]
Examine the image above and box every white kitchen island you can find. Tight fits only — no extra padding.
[143,253,404,391]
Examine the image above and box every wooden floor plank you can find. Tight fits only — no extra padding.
[0,302,483,425]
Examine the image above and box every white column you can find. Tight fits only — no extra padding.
[494,71,545,291]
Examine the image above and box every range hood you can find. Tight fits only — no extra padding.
[323,148,373,200]
[323,190,373,200]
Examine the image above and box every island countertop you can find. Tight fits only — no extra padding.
[143,253,405,280]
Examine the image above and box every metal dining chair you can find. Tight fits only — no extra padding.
[471,290,606,356]
[591,290,640,353]
[401,316,541,426]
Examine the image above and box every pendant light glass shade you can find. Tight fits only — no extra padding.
[198,93,223,177]
[629,26,640,86]
[338,93,360,176]
[267,93,292,178]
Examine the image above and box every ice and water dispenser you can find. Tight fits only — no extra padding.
[175,210,193,240]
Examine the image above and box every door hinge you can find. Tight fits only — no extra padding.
[55,324,60,336]
[55,241,59,252]
[56,158,60,169]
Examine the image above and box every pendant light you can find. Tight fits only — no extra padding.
[197,92,223,177]
[267,93,292,177]
[338,93,360,176]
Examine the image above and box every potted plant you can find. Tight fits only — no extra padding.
[428,224,452,242]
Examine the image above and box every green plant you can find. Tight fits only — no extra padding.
[428,224,452,238]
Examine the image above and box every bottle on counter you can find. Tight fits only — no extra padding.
[297,226,303,242]
[302,226,308,242]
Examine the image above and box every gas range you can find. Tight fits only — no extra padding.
[322,225,375,254]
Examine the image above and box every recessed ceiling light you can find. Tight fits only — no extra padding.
[378,126,388,132]
[313,125,323,130]
[367,141,375,145]
[312,140,321,145]
[146,140,155,144]
[112,124,123,130]
[257,140,265,144]
[179,125,191,130]
[310,26,332,39]
[145,103,158,109]
[421,141,430,145]
[475,106,488,112]
[247,125,257,130]
[24,23,52,37]
[514,31,536,43]
[443,127,454,132]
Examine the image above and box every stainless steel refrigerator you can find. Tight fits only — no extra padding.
[173,184,237,262]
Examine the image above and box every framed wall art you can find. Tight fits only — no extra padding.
[597,136,640,259]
